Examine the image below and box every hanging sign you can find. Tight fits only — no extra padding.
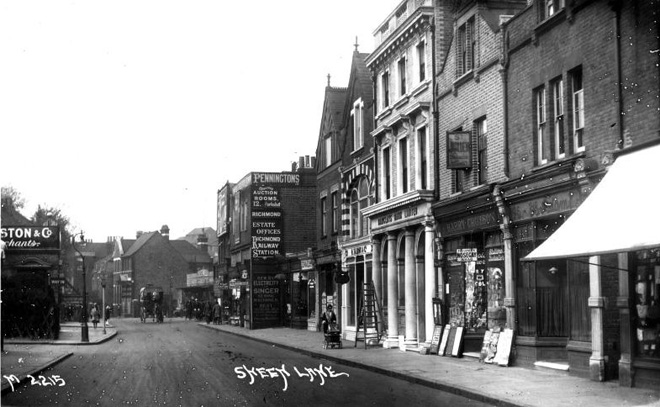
[446,131,472,169]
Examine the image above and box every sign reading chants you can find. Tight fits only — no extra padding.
[1,226,60,251]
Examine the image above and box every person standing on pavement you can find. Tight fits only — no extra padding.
[90,304,100,329]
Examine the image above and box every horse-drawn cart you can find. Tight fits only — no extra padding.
[140,286,164,323]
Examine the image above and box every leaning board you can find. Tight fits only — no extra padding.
[429,325,443,355]
[438,324,451,356]
[451,326,464,357]
[444,326,456,357]
[494,328,514,366]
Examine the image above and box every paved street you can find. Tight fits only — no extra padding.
[1,319,491,406]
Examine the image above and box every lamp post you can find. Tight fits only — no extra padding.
[72,232,89,342]
[101,274,107,334]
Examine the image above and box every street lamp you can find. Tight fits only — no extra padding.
[72,232,89,342]
[101,274,107,334]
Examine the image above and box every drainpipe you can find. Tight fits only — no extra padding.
[431,18,440,198]
[500,21,510,177]
[613,1,624,149]
[493,184,515,331]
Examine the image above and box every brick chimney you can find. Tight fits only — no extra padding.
[160,225,170,240]
[197,229,208,253]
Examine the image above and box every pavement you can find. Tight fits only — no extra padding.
[2,318,660,406]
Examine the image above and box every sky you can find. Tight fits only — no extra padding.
[1,0,402,242]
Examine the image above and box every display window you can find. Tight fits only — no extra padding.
[633,248,660,358]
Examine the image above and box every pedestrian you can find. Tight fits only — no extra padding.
[105,305,112,321]
[91,304,100,329]
[321,304,337,334]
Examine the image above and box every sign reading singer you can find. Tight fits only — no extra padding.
[446,131,472,169]
[1,226,60,251]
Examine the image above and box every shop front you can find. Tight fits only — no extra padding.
[1,225,62,340]
[523,143,660,388]
[363,193,435,350]
[339,240,372,342]
[433,189,507,355]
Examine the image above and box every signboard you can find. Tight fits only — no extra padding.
[439,211,498,237]
[446,131,472,169]
[251,209,283,259]
[252,185,281,208]
[187,269,213,287]
[251,272,281,329]
[1,226,60,251]
[252,172,300,186]
[217,186,229,237]
[429,325,444,355]
[456,248,478,262]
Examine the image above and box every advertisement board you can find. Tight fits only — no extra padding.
[1,226,60,251]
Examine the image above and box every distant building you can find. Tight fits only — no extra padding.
[111,225,211,317]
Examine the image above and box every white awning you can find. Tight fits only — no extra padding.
[524,143,660,261]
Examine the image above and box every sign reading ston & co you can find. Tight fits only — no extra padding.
[1,226,60,251]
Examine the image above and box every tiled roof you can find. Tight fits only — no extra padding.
[122,232,156,257]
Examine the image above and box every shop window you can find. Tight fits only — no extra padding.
[633,249,660,358]
[568,259,591,342]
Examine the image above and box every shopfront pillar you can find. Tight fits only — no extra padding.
[372,236,384,334]
[494,185,516,331]
[589,255,606,381]
[617,252,632,386]
[424,218,436,345]
[404,229,417,346]
[385,232,399,348]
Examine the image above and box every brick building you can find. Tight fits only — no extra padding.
[432,0,527,356]
[217,166,317,329]
[500,0,660,389]
[111,225,210,317]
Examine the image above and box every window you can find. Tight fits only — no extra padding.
[352,99,364,151]
[416,126,428,189]
[416,41,426,83]
[381,70,390,109]
[321,197,327,236]
[571,68,584,152]
[476,118,488,185]
[457,17,476,76]
[399,137,409,194]
[382,147,391,200]
[452,128,466,193]
[552,79,565,159]
[398,57,407,97]
[331,192,338,233]
[325,135,332,167]
[350,178,370,238]
[535,87,547,165]
[541,0,564,20]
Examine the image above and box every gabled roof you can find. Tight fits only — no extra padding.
[122,232,157,257]
[170,239,211,263]
[1,202,32,226]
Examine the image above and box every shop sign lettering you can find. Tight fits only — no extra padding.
[1,226,60,251]
[440,212,497,236]
[510,191,579,221]
[456,248,478,262]
[376,206,419,227]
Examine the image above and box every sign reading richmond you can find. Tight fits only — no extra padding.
[1,226,60,251]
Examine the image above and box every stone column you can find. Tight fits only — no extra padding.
[372,236,384,334]
[384,232,399,348]
[589,255,606,381]
[424,217,436,345]
[494,185,516,330]
[617,252,632,386]
[404,228,417,346]
[416,254,425,343]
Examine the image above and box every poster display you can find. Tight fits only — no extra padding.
[429,325,443,355]
[251,272,281,329]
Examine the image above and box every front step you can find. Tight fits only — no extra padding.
[534,360,570,374]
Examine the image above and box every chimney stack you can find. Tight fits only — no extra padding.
[197,230,209,253]
[160,225,170,241]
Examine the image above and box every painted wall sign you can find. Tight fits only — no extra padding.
[509,190,581,222]
[374,204,424,229]
[217,187,229,237]
[1,226,60,251]
[439,211,498,237]
[252,272,281,329]
[252,185,281,208]
[446,131,472,169]
[252,172,300,185]
[342,244,372,259]
[251,210,283,259]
